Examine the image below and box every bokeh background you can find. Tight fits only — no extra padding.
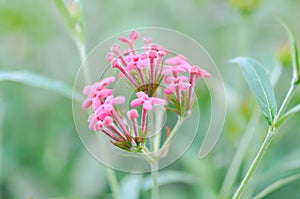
[1,0,300,198]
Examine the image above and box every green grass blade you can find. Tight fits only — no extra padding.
[0,70,83,102]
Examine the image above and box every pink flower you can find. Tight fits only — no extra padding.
[131,92,166,110]
[165,55,190,66]
[125,54,149,71]
[162,65,187,75]
[127,109,139,120]
[164,76,191,95]
[82,76,115,109]
[189,65,211,78]
[95,95,125,119]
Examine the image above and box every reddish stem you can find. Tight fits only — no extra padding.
[112,109,131,139]
[101,128,122,142]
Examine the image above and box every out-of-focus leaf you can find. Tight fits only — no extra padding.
[253,173,300,199]
[55,0,77,32]
[277,19,300,84]
[55,0,85,44]
[120,174,143,199]
[141,171,197,191]
[0,70,83,102]
[229,57,277,125]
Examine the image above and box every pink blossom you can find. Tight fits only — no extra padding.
[131,92,166,110]
[127,109,139,138]
[111,43,120,53]
[129,30,139,41]
[103,116,113,126]
[165,55,190,66]
[162,65,187,75]
[106,52,115,62]
[189,65,211,78]
[127,109,139,120]
[125,54,149,71]
[164,76,191,95]
[82,77,115,109]
[95,95,125,120]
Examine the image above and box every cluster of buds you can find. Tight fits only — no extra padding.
[82,30,211,152]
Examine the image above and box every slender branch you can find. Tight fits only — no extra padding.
[232,127,275,199]
[159,117,183,156]
[106,168,121,199]
[218,111,260,198]
[275,83,295,122]
[151,159,159,199]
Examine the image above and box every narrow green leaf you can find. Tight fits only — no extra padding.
[277,104,300,127]
[141,171,197,191]
[55,0,85,44]
[253,173,300,199]
[0,70,83,102]
[55,0,77,32]
[229,57,277,125]
[277,19,300,84]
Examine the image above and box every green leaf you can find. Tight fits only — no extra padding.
[277,104,300,127]
[229,57,277,125]
[253,173,300,199]
[277,18,300,84]
[0,70,83,102]
[55,0,85,44]
[141,171,197,191]
[55,0,77,32]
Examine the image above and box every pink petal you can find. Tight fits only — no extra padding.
[164,87,174,95]
[178,83,191,91]
[130,98,144,108]
[110,43,120,53]
[103,116,113,126]
[151,97,166,105]
[83,85,94,95]
[99,76,115,88]
[127,109,139,119]
[143,100,153,110]
[92,98,102,110]
[106,52,115,62]
[112,96,126,104]
[164,76,174,84]
[178,76,189,82]
[136,91,148,99]
[118,36,129,43]
[129,30,139,41]
[82,99,92,109]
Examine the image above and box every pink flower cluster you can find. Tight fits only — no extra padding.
[82,30,211,151]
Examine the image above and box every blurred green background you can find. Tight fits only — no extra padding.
[1,0,300,198]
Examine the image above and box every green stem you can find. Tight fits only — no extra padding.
[232,127,275,199]
[232,82,298,199]
[159,117,183,156]
[76,42,91,84]
[218,111,260,198]
[151,159,159,199]
[106,168,121,199]
[275,83,295,122]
